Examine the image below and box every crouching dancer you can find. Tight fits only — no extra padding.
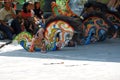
[29,27,46,53]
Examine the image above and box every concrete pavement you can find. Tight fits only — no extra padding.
[0,38,120,80]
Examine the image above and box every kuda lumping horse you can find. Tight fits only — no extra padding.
[12,15,81,51]
[51,0,114,45]
[80,1,120,38]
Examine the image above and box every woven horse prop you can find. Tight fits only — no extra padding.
[13,16,75,52]
[80,1,120,38]
[51,0,113,45]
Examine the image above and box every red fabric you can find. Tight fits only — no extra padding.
[21,11,32,19]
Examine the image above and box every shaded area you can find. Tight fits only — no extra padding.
[0,39,120,63]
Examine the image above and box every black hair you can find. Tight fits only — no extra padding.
[11,3,15,8]
[45,15,82,32]
[22,2,30,13]
[34,2,40,10]
[84,1,108,12]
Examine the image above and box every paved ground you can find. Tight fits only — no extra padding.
[0,38,120,80]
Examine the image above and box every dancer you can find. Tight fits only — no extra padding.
[29,27,46,53]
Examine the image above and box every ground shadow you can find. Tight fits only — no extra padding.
[0,39,120,63]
